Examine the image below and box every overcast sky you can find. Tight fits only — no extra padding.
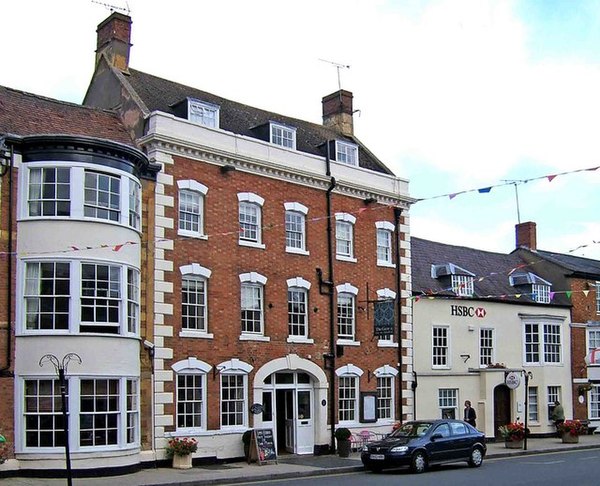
[2,0,599,260]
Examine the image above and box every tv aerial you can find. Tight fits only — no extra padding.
[91,0,131,15]
[319,58,350,91]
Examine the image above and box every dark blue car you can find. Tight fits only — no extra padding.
[361,419,486,474]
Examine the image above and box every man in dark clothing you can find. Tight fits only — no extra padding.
[464,400,477,427]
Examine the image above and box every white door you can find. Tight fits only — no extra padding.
[295,389,314,454]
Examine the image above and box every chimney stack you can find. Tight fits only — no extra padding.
[95,12,132,72]
[516,221,537,251]
[322,90,354,136]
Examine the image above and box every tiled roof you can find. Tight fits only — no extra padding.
[0,85,134,146]
[411,237,570,306]
[535,249,600,278]
[124,69,394,175]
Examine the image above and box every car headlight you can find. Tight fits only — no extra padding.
[390,446,409,453]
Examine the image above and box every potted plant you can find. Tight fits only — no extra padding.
[242,430,253,460]
[557,420,585,443]
[335,427,352,457]
[498,421,525,449]
[166,437,198,469]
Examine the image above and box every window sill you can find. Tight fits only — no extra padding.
[336,339,361,347]
[240,334,271,342]
[286,247,310,256]
[377,341,398,348]
[287,336,314,344]
[178,230,208,240]
[336,255,357,263]
[239,240,266,250]
[377,261,396,269]
[180,331,214,339]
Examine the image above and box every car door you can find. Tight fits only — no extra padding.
[449,421,471,459]
[427,423,455,463]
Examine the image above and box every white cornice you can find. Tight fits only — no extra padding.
[138,133,414,209]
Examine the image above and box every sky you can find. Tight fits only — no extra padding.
[2,0,599,260]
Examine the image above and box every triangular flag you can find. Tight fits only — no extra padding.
[478,187,492,193]
[547,175,557,182]
[515,294,522,298]
[566,291,572,299]
[583,290,590,297]
[449,193,458,200]
[549,291,555,301]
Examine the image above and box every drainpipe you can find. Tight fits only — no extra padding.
[393,207,403,422]
[325,144,337,453]
[1,140,14,375]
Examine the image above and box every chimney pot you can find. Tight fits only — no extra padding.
[95,12,132,72]
[322,90,354,136]
[516,221,537,251]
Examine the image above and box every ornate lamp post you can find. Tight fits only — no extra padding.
[523,370,533,451]
[39,353,81,486]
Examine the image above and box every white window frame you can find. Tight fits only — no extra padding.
[479,328,494,367]
[532,284,551,304]
[522,317,564,366]
[18,259,140,337]
[18,376,139,452]
[376,288,397,347]
[587,327,600,354]
[336,283,359,345]
[438,388,458,419]
[336,364,363,425]
[239,272,269,341]
[27,166,71,217]
[335,140,358,166]
[452,274,474,296]
[286,277,313,343]
[547,386,561,421]
[284,202,309,255]
[374,365,398,423]
[432,325,450,369]
[178,180,208,239]
[270,122,296,149]
[217,359,253,430]
[21,163,142,231]
[590,385,600,420]
[172,358,212,433]
[238,192,265,249]
[180,264,213,339]
[335,213,356,262]
[188,98,220,128]
[528,386,539,423]
[375,221,395,267]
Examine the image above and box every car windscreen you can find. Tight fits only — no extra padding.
[390,422,432,438]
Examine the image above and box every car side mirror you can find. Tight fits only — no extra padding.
[430,433,443,441]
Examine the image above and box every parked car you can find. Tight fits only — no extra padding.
[361,419,486,474]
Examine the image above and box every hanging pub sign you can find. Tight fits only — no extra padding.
[374,300,395,337]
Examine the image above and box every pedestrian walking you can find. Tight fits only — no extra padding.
[464,400,477,427]
[551,400,565,436]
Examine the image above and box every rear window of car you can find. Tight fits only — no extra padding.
[450,422,468,435]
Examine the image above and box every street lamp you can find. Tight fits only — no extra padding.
[39,353,81,486]
[522,370,533,451]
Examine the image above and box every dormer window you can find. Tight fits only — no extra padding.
[509,272,552,304]
[270,122,296,149]
[188,99,219,128]
[452,275,474,297]
[335,141,358,166]
[431,263,475,297]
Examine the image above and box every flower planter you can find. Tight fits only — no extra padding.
[172,453,193,469]
[505,439,523,449]
[562,433,579,444]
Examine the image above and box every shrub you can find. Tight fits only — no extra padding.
[334,427,351,441]
[166,437,198,457]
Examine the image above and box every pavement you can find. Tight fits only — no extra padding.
[3,434,600,486]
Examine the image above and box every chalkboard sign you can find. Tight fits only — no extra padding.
[248,428,277,465]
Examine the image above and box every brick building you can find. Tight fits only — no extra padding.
[514,222,600,430]
[0,85,159,475]
[84,12,414,463]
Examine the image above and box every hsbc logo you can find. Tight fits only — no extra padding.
[451,305,487,318]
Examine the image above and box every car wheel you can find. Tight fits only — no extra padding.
[468,446,484,468]
[411,451,427,474]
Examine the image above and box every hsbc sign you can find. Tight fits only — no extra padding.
[450,305,487,318]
